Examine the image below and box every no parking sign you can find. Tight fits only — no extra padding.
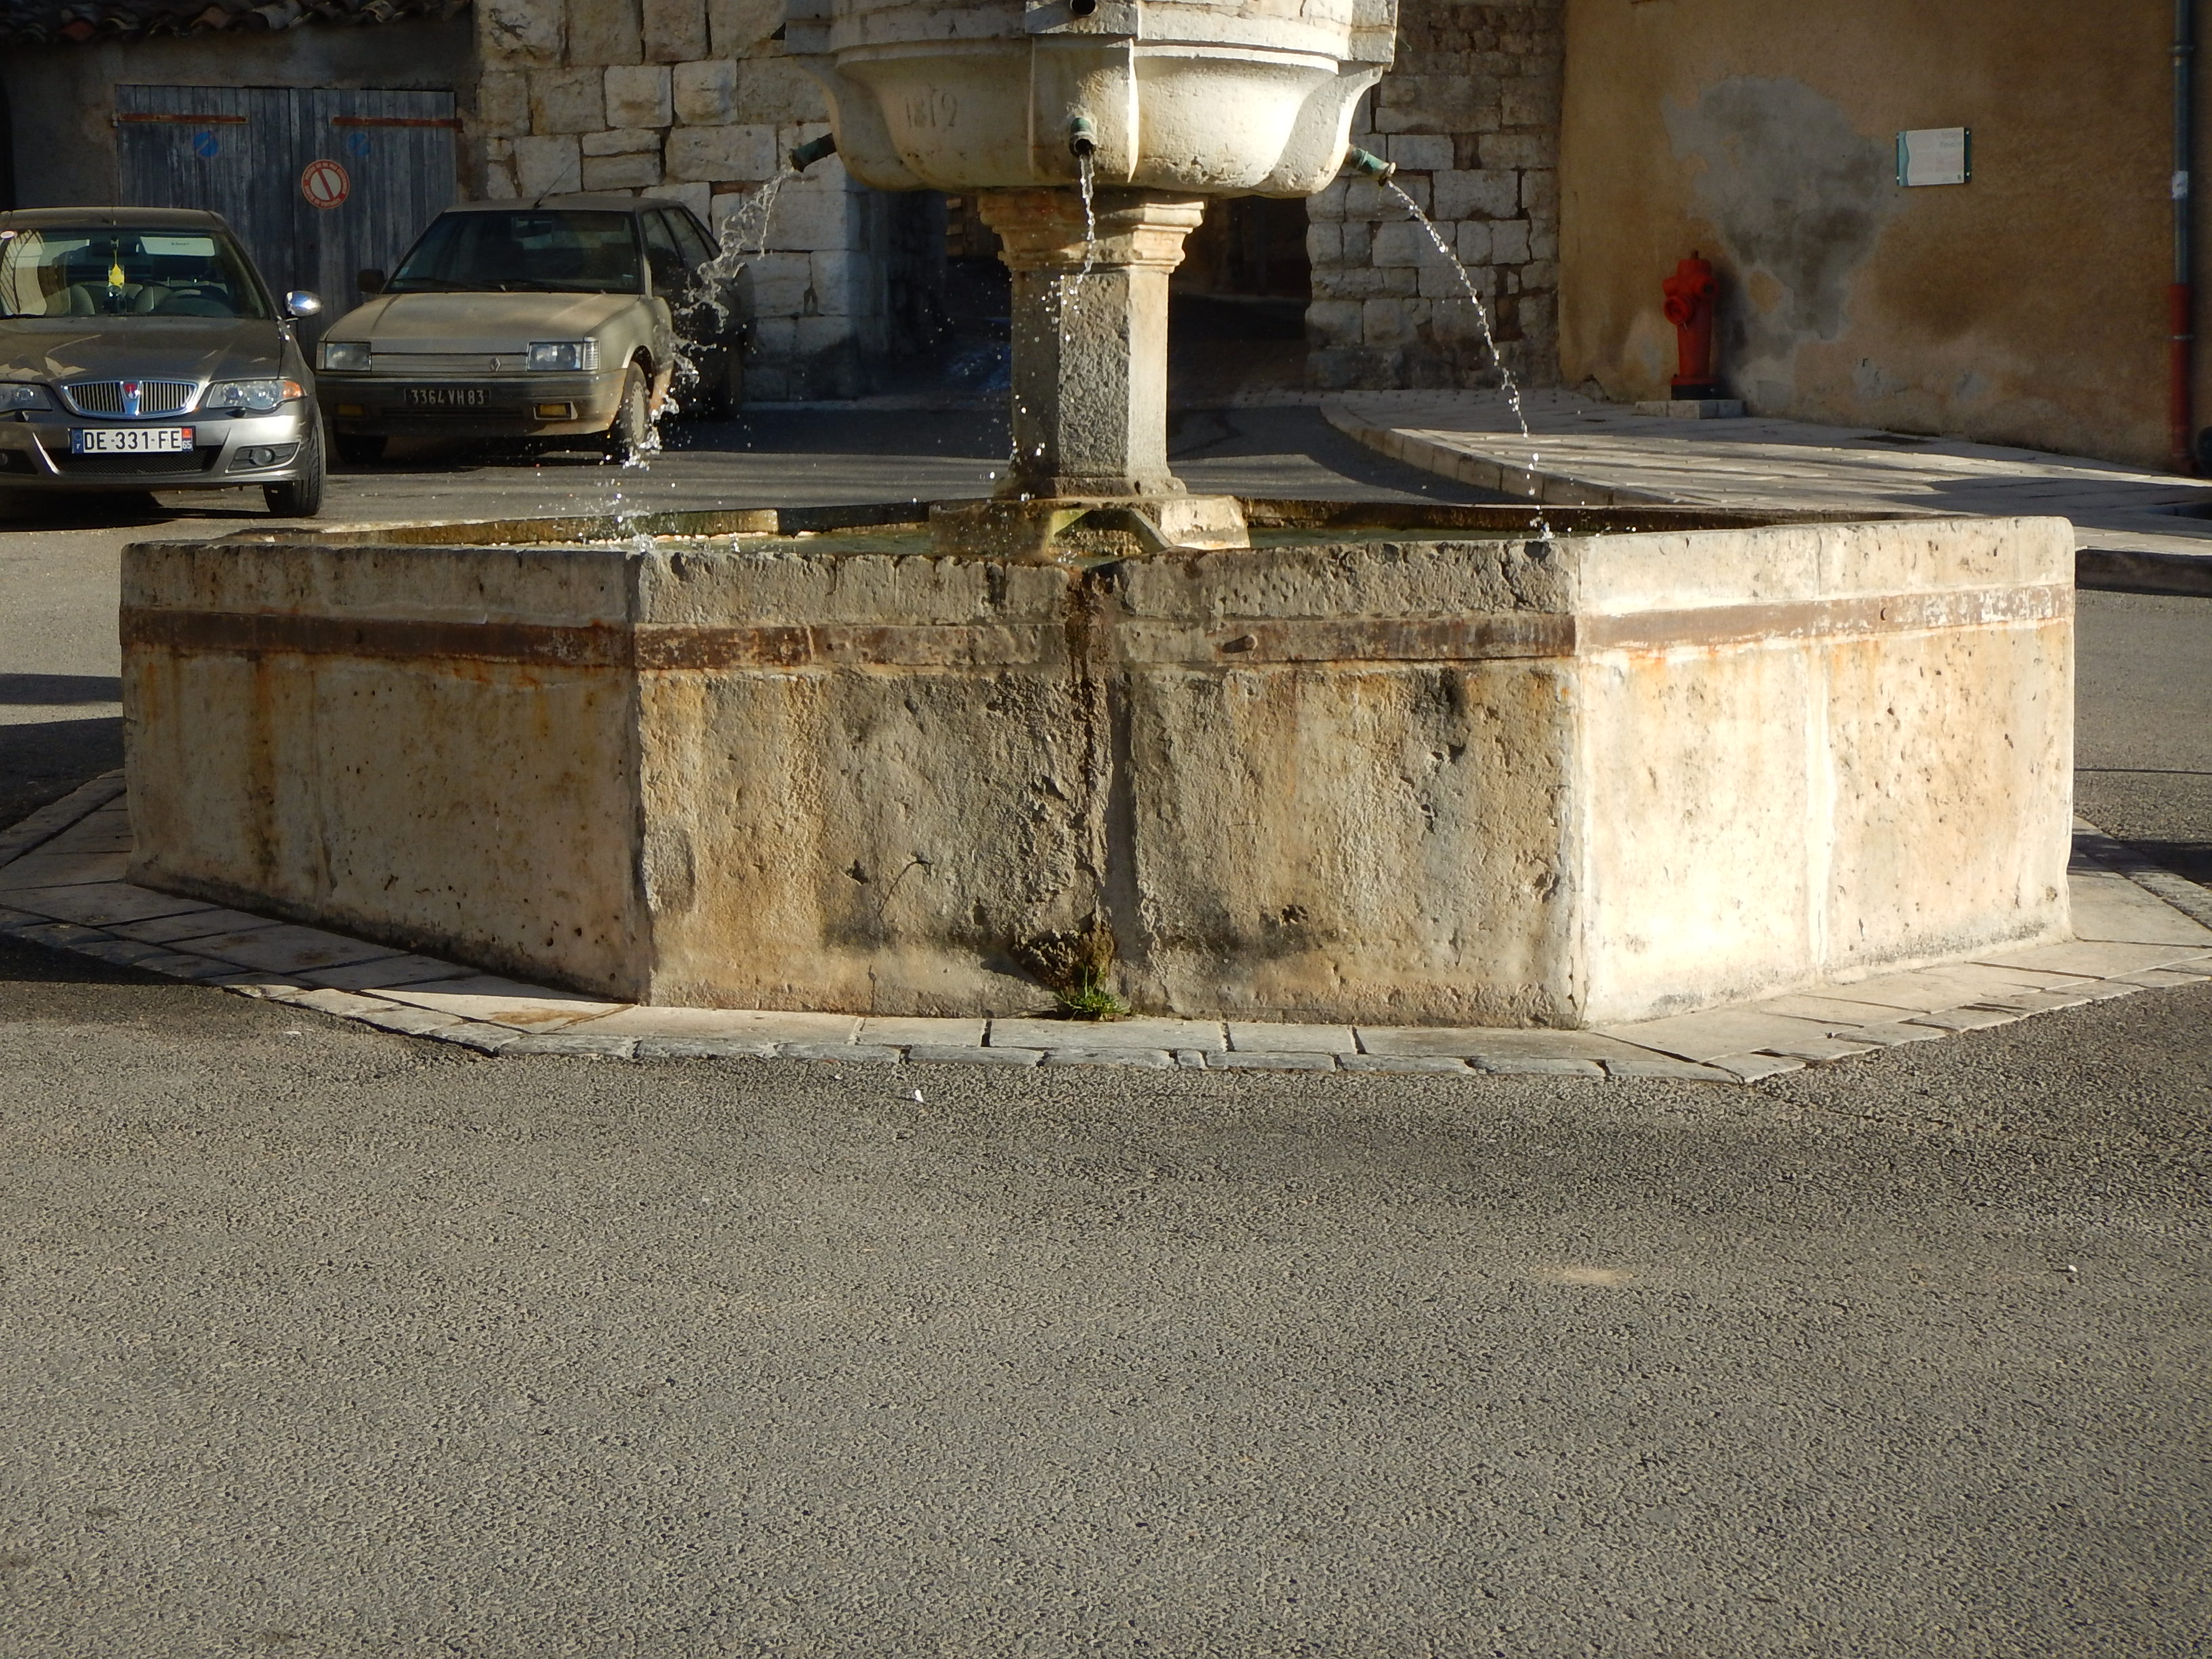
[300,158,350,209]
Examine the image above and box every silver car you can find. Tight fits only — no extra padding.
[0,207,325,514]
[314,194,745,463]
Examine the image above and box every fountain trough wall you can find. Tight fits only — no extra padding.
[120,509,2074,1025]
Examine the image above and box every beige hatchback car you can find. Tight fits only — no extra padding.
[314,194,743,463]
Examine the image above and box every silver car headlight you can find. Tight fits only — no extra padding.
[0,382,52,412]
[527,340,599,372]
[319,340,371,373]
[202,378,304,413]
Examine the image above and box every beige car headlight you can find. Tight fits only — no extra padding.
[527,340,599,372]
[319,340,370,373]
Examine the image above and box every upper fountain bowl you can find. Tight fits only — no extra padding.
[783,0,1397,196]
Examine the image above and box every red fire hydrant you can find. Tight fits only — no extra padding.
[1662,253,1721,399]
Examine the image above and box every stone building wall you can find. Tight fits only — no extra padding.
[464,0,1565,401]
[470,0,917,397]
[1307,0,1564,390]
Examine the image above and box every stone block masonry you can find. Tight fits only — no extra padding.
[118,512,2072,1026]
[1309,0,1563,392]
[470,0,898,398]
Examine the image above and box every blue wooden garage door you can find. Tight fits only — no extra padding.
[115,85,457,336]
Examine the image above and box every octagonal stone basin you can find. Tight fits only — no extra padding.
[120,503,2074,1027]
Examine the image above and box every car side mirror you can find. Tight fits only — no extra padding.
[356,268,386,297]
[285,290,323,318]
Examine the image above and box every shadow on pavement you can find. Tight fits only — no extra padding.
[0,715,123,829]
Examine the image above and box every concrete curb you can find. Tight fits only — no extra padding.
[1322,398,2212,598]
[1320,399,1673,509]
[2074,546,2212,598]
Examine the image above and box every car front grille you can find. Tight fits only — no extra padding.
[366,353,510,375]
[61,380,200,419]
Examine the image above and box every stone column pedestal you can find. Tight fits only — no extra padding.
[928,188,1247,558]
[985,186,1200,498]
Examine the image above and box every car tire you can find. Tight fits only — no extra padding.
[335,433,386,466]
[603,363,651,460]
[264,421,326,518]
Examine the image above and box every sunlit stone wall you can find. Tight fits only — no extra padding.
[1307,0,1563,391]
[468,0,914,398]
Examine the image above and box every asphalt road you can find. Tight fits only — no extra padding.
[0,411,2207,1654]
[1,934,2206,1657]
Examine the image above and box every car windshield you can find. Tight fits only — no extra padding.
[386,210,644,295]
[0,226,270,319]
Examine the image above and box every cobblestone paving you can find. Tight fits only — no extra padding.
[6,773,2210,1082]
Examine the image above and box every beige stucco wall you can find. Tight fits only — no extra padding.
[1559,0,2178,465]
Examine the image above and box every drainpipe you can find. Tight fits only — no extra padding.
[2173,0,2196,472]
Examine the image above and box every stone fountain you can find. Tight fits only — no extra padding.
[784,0,1395,554]
[115,0,2076,1028]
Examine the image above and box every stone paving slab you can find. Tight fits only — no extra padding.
[0,851,131,890]
[105,905,286,945]
[0,881,217,928]
[860,1016,990,1047]
[0,773,125,867]
[991,1017,1228,1052]
[1593,1006,1851,1064]
[1228,1021,1356,1053]
[376,977,630,1031]
[2066,870,2212,947]
[1356,1026,1652,1061]
[1978,939,2212,978]
[7,773,2211,1084]
[178,923,409,976]
[1810,961,2096,1015]
[300,954,478,992]
[568,1006,859,1042]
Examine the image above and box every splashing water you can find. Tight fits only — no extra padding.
[662,165,799,422]
[1383,180,1552,541]
[1016,152,1102,487]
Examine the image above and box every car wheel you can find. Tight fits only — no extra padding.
[603,363,651,460]
[335,433,386,466]
[264,421,327,518]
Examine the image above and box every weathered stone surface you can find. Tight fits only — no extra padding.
[121,514,2074,1025]
[602,64,673,131]
[582,127,663,157]
[527,67,604,135]
[567,0,641,64]
[786,0,1394,196]
[478,0,562,66]
[512,134,582,197]
[476,71,531,139]
[665,122,777,184]
[640,0,708,62]
[582,152,662,190]
[672,59,737,126]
